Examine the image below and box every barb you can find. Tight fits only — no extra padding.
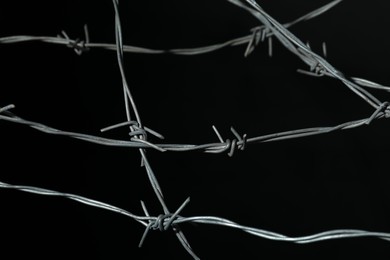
[322,42,327,58]
[139,197,191,247]
[0,104,15,113]
[58,25,90,55]
[209,126,247,156]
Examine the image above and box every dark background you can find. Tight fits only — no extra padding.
[1,0,390,259]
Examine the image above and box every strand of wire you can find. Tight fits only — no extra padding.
[1,103,389,157]
[0,1,340,56]
[110,0,198,258]
[1,179,389,245]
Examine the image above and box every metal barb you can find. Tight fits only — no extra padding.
[322,42,327,57]
[58,26,90,55]
[365,102,389,125]
[138,197,190,247]
[0,104,15,113]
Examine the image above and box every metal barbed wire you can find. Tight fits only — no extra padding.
[1,0,390,259]
[1,180,390,247]
[1,102,390,157]
[0,0,342,56]
[1,0,390,97]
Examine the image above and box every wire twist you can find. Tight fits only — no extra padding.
[138,197,191,248]
[365,101,390,125]
[58,25,90,55]
[245,26,272,57]
[210,126,247,156]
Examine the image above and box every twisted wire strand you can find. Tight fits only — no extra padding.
[1,103,389,156]
[0,180,150,227]
[0,1,340,56]
[1,180,390,246]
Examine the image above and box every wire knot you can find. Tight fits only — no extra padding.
[58,25,90,55]
[245,26,271,57]
[297,60,327,77]
[366,102,390,124]
[211,126,247,157]
[66,38,89,55]
[150,213,175,231]
[138,197,190,248]
[311,62,326,76]
[386,107,390,118]
[101,120,165,152]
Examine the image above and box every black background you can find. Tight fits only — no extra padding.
[1,0,390,259]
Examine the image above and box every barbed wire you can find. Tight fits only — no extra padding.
[1,179,390,248]
[1,102,390,157]
[0,1,341,57]
[1,0,390,259]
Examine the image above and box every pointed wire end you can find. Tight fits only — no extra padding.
[212,125,224,143]
[138,199,151,248]
[0,104,15,113]
[140,200,150,217]
[144,126,165,140]
[296,69,322,77]
[268,37,273,57]
[164,197,191,231]
[244,32,256,58]
[100,126,110,133]
[138,224,151,248]
[322,42,327,57]
[83,24,90,43]
[61,30,69,39]
[174,196,191,217]
[230,126,239,137]
[100,121,137,133]
[140,200,145,209]
[244,46,253,58]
